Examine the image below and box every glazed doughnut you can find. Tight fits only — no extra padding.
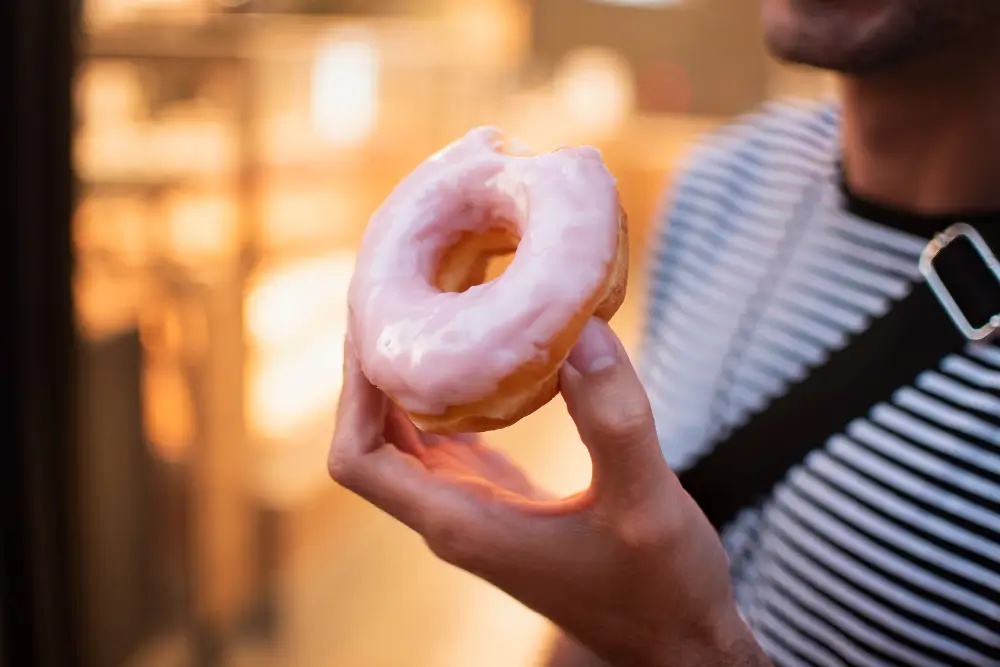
[347,127,628,434]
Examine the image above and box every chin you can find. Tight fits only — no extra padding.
[760,0,996,75]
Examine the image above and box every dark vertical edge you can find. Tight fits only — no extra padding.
[2,0,82,665]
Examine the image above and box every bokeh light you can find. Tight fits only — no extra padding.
[67,2,829,665]
[311,33,380,147]
[553,47,637,140]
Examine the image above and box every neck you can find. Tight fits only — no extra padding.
[839,40,1000,215]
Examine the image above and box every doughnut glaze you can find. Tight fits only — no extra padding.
[347,127,628,433]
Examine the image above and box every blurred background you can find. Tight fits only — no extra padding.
[67,1,833,666]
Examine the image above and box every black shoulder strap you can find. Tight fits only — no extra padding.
[677,226,999,531]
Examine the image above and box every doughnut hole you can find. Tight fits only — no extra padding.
[434,227,520,293]
[411,206,629,434]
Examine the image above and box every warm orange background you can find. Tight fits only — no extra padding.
[72,2,832,665]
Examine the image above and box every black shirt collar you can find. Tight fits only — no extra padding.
[837,162,1000,238]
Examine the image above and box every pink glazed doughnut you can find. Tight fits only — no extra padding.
[347,127,628,434]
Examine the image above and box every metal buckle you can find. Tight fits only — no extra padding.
[918,222,1000,341]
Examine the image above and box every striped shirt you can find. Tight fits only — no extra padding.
[639,100,1000,667]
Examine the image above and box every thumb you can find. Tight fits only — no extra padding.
[559,318,669,500]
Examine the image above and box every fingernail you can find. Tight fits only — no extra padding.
[567,318,619,374]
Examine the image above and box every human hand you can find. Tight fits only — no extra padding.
[328,320,770,667]
[383,405,550,503]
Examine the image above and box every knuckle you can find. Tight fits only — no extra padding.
[616,508,686,554]
[326,432,359,486]
[424,511,484,567]
[591,399,655,446]
[423,514,470,564]
[326,451,353,485]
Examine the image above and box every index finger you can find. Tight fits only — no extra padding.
[332,336,388,459]
[329,338,477,534]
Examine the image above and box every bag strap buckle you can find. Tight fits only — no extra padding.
[919,222,1000,341]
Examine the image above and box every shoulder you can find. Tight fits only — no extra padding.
[642,98,841,328]
[671,98,840,200]
[648,99,840,252]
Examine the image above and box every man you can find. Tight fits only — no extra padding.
[329,0,1000,665]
